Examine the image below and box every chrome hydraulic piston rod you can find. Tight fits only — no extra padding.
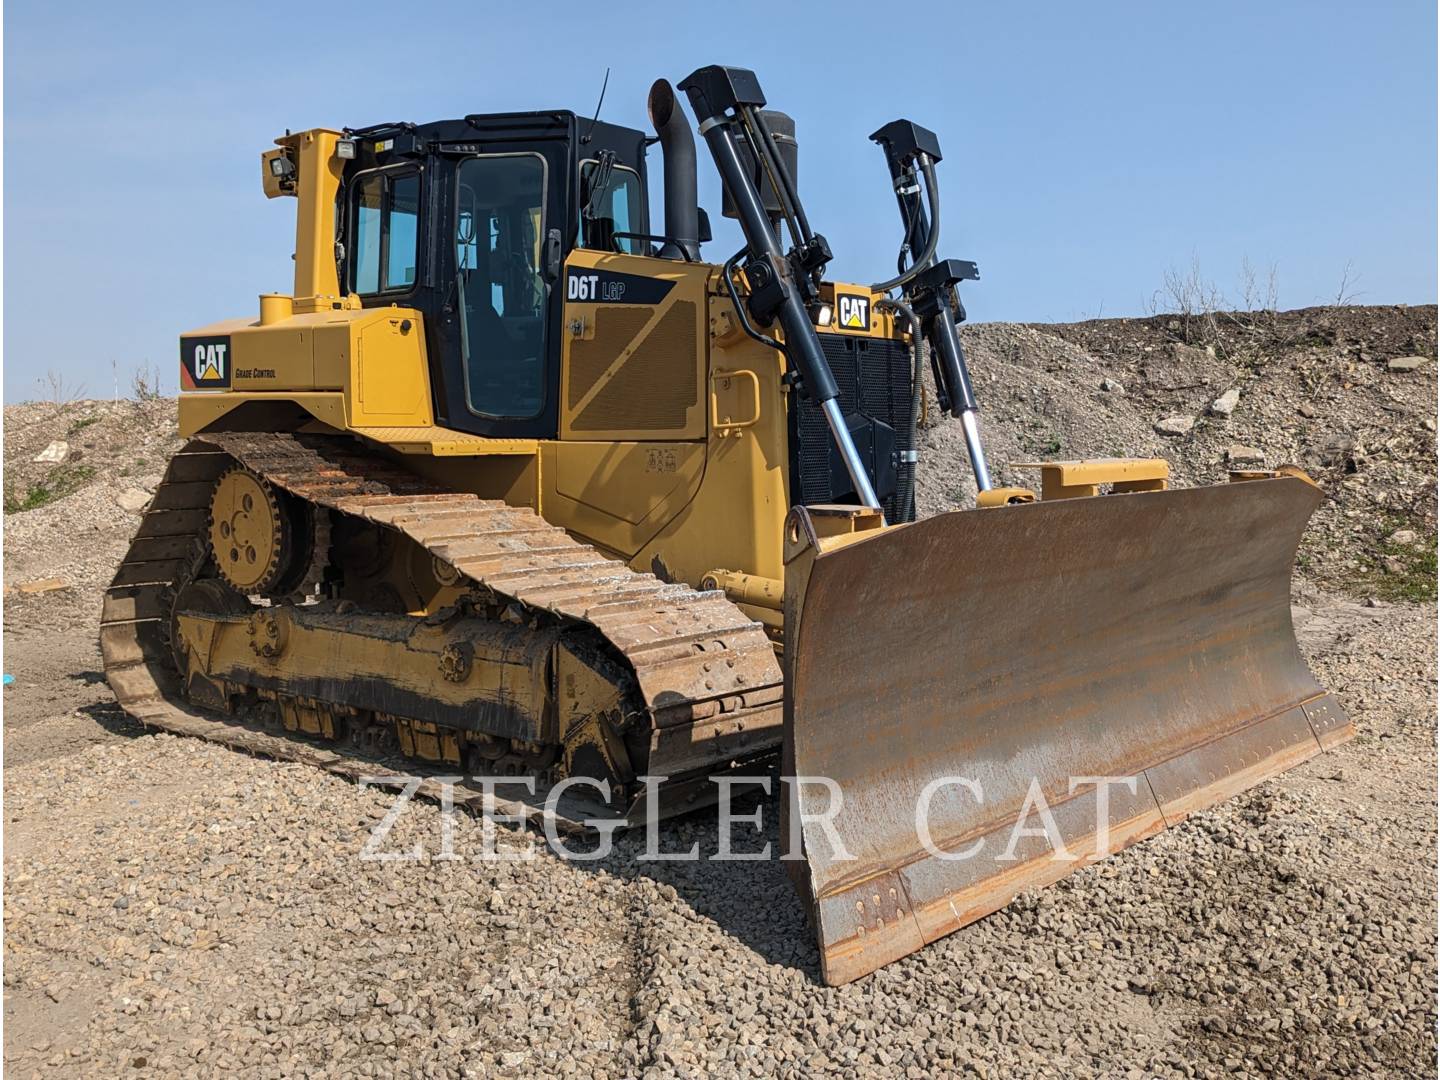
[681,65,881,510]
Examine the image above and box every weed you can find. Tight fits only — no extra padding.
[3,464,96,514]
[1018,432,1063,457]
[4,483,55,514]
[1355,515,1437,603]
[66,414,101,436]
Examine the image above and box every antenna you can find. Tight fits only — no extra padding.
[581,67,611,145]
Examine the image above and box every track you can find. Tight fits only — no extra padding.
[100,432,784,828]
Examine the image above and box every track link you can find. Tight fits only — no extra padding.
[101,433,784,826]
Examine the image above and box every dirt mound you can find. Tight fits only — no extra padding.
[919,304,1437,602]
[3,399,184,626]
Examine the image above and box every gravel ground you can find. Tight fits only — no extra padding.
[3,308,1436,1077]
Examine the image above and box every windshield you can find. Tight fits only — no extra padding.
[455,154,547,419]
[580,159,644,255]
[352,169,420,293]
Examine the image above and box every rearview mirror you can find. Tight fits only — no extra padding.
[542,228,563,282]
[697,208,713,244]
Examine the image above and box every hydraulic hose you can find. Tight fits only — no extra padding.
[870,155,942,295]
[876,297,923,522]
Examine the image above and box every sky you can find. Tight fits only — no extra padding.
[4,0,1436,402]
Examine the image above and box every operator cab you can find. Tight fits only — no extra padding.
[334,113,655,439]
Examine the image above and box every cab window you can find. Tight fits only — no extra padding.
[351,170,420,294]
[579,160,643,255]
[455,154,548,419]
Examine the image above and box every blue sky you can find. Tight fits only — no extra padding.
[4,0,1435,401]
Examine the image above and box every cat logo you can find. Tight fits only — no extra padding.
[836,292,871,332]
[180,335,233,390]
[196,346,225,381]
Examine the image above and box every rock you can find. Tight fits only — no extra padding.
[1225,446,1265,466]
[1386,355,1428,371]
[1143,343,1231,392]
[14,577,69,595]
[1306,434,1360,471]
[1210,388,1241,416]
[1381,556,1405,574]
[1100,377,1126,394]
[1297,402,1317,418]
[1169,342,1212,367]
[116,489,152,512]
[32,440,69,464]
[1388,529,1418,546]
[1154,416,1195,437]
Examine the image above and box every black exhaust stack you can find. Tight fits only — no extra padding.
[647,79,700,260]
[720,109,797,222]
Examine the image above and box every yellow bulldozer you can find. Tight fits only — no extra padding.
[102,65,1350,985]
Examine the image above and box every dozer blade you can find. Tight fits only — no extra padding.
[782,475,1350,985]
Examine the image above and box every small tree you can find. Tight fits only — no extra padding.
[1333,260,1362,306]
[1147,255,1224,345]
[1238,256,1279,316]
[131,360,164,400]
[37,369,86,411]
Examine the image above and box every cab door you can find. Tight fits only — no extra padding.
[431,149,566,439]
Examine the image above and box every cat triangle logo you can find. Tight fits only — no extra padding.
[182,337,232,389]
[837,293,870,331]
[195,343,226,380]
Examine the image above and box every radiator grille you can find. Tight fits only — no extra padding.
[569,301,698,432]
[792,334,913,522]
[567,307,651,410]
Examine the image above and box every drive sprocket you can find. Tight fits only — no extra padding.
[207,466,317,596]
